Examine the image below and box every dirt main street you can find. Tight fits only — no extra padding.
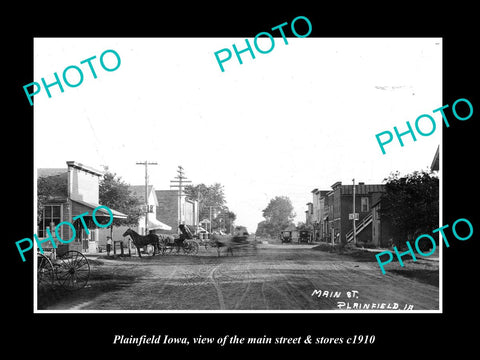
[38,242,439,311]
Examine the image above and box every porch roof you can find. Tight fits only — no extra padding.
[431,145,439,171]
[147,214,172,231]
[71,199,128,219]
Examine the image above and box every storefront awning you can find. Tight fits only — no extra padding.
[71,199,128,219]
[148,214,172,231]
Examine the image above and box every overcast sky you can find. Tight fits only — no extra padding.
[34,37,442,232]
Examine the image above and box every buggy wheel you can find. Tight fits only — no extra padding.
[161,242,173,255]
[37,253,55,288]
[159,241,167,255]
[184,240,199,255]
[56,251,90,290]
[165,244,175,255]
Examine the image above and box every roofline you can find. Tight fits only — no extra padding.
[431,145,440,171]
[66,161,103,177]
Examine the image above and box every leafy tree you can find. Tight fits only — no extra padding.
[296,221,313,232]
[37,173,68,224]
[221,210,237,234]
[184,183,229,231]
[99,170,142,238]
[256,220,274,237]
[208,207,236,233]
[380,170,439,248]
[258,196,295,237]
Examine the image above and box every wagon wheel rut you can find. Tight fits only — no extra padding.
[269,263,318,309]
[208,264,226,310]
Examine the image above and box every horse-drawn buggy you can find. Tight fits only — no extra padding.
[158,225,199,255]
[122,225,199,257]
[122,224,256,257]
[206,226,256,257]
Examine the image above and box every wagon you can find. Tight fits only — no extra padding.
[280,230,292,243]
[298,230,312,244]
[157,224,200,255]
[37,250,90,290]
[159,237,199,255]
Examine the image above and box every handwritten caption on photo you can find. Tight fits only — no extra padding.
[310,289,414,310]
[113,334,375,346]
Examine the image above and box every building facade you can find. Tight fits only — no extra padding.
[330,181,385,245]
[310,189,330,242]
[371,191,393,247]
[305,202,313,226]
[37,161,127,254]
[307,181,386,246]
[97,185,171,249]
[155,190,199,235]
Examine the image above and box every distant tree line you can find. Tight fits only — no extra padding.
[256,196,296,237]
[380,170,439,248]
[184,183,237,233]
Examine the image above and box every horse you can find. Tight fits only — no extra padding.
[122,228,160,258]
[210,234,234,257]
[210,234,256,257]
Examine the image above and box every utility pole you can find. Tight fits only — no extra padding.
[209,206,212,233]
[170,166,191,227]
[352,178,357,246]
[136,161,158,235]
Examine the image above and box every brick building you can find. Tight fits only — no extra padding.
[155,190,199,235]
[330,181,385,245]
[308,181,385,246]
[371,191,393,247]
[310,189,330,242]
[305,202,313,226]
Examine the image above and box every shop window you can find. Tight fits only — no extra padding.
[361,197,369,212]
[38,204,61,237]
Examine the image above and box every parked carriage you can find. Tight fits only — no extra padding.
[37,249,90,290]
[122,224,256,257]
[298,230,313,243]
[158,234,199,255]
[122,226,199,256]
[280,230,293,243]
[232,225,249,239]
[280,229,312,244]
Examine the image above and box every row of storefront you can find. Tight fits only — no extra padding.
[305,146,439,247]
[37,161,199,254]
